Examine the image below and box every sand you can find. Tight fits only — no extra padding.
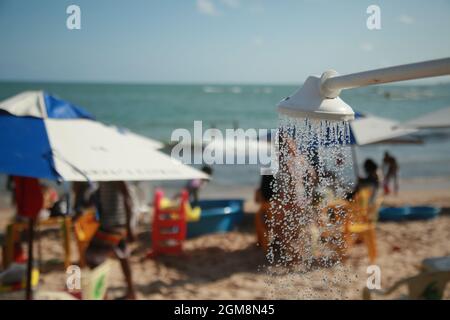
[0,177,449,300]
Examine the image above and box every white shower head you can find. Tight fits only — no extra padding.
[277,71,355,121]
[277,58,450,121]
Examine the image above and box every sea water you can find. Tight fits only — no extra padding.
[0,82,449,190]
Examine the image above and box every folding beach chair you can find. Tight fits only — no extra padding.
[343,188,382,264]
[2,216,72,269]
[322,187,382,264]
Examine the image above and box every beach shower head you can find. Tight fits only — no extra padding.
[277,70,355,122]
[278,57,450,122]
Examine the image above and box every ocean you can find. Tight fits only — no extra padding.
[1,82,450,191]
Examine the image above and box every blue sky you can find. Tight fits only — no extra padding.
[1,0,450,84]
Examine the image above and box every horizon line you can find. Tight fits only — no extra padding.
[1,78,450,87]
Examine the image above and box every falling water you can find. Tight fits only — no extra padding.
[265,115,356,299]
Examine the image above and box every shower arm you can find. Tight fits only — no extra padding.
[319,57,450,99]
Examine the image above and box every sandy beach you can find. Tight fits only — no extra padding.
[1,177,449,300]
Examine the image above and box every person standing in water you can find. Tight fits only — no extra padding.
[382,151,399,195]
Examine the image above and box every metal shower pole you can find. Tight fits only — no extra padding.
[315,57,450,180]
[319,58,450,99]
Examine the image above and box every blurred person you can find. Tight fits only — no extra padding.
[72,181,98,216]
[254,173,275,252]
[6,177,44,264]
[5,175,15,205]
[39,183,60,219]
[124,181,142,239]
[264,133,304,263]
[323,152,348,197]
[85,181,136,300]
[186,165,213,205]
[347,158,380,203]
[382,151,399,195]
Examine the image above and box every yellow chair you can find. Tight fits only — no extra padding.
[363,271,450,300]
[2,217,72,269]
[322,187,382,264]
[343,188,382,264]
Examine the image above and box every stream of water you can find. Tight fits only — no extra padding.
[265,116,356,298]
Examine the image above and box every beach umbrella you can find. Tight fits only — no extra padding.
[0,91,208,300]
[0,91,208,182]
[401,106,450,129]
[350,112,419,146]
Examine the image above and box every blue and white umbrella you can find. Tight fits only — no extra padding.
[0,91,207,181]
[350,112,419,145]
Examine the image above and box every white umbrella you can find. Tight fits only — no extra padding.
[0,91,208,182]
[401,106,450,129]
[350,113,419,146]
[47,119,208,181]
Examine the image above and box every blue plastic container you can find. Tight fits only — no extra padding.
[187,199,244,238]
[379,207,410,221]
[408,206,441,220]
[379,206,440,221]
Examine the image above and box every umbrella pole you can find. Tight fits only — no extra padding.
[25,217,35,300]
[351,145,359,180]
[65,183,72,219]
